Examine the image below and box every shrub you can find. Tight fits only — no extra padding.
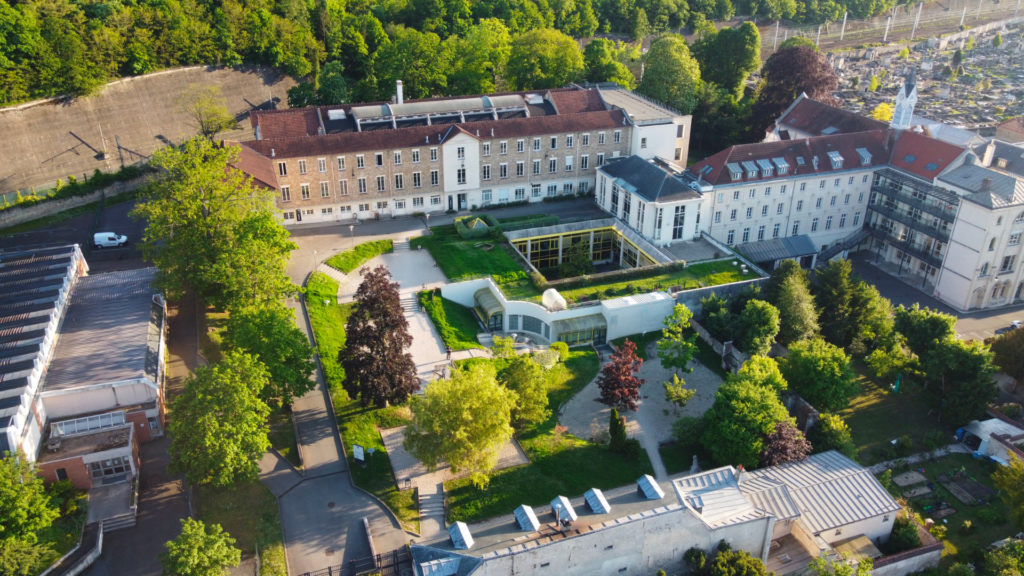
[894,435,915,457]
[621,438,642,460]
[929,524,947,539]
[453,214,500,239]
[684,547,707,571]
[884,514,922,553]
[532,349,560,369]
[549,342,569,362]
[879,469,894,492]
[46,479,80,516]
[948,564,973,576]
[958,520,974,535]
[999,403,1022,418]
[672,416,704,446]
[924,430,950,451]
[609,408,627,453]
[977,506,1006,524]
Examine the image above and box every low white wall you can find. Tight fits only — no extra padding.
[0,177,150,229]
[41,381,157,419]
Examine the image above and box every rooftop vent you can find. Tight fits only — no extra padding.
[584,488,611,514]
[551,496,578,523]
[449,522,474,549]
[526,93,544,105]
[327,109,347,121]
[637,475,665,500]
[982,177,993,191]
[514,505,540,531]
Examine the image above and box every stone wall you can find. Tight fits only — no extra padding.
[871,524,943,576]
[0,176,150,229]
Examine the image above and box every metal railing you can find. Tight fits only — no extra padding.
[867,203,952,244]
[298,548,412,576]
[870,185,957,223]
[868,226,945,268]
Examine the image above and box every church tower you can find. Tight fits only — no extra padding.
[891,68,918,129]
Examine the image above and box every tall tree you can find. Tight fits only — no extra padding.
[500,356,551,428]
[175,85,238,140]
[806,413,857,459]
[444,19,511,96]
[505,28,584,90]
[0,537,51,576]
[596,339,645,411]
[815,259,856,348]
[221,304,315,403]
[657,303,698,375]
[636,34,701,114]
[763,259,809,304]
[994,454,1024,528]
[0,453,59,545]
[691,22,761,96]
[849,281,894,353]
[734,300,780,356]
[558,240,596,278]
[990,328,1024,387]
[160,518,241,576]
[929,338,996,424]
[340,266,419,407]
[131,139,297,311]
[775,274,819,344]
[750,45,839,136]
[709,550,772,576]
[168,352,271,486]
[629,7,650,41]
[735,355,788,394]
[373,26,450,99]
[583,38,635,88]
[702,378,792,469]
[780,338,857,412]
[404,363,516,487]
[894,304,958,364]
[760,421,812,467]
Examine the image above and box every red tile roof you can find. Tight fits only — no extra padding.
[241,110,628,159]
[229,142,277,189]
[549,89,606,115]
[253,108,323,140]
[688,130,892,186]
[778,95,887,137]
[888,129,966,180]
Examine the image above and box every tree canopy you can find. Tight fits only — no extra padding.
[702,377,793,469]
[160,518,241,576]
[760,421,812,467]
[806,413,857,459]
[692,22,760,96]
[657,303,699,375]
[0,454,59,544]
[750,45,839,135]
[222,304,315,402]
[500,356,551,428]
[584,38,635,88]
[780,338,857,412]
[775,273,819,344]
[596,338,645,411]
[734,300,780,356]
[990,328,1024,384]
[636,34,701,115]
[505,28,584,90]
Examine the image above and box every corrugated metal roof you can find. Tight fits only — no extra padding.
[939,164,1024,209]
[584,488,611,514]
[449,522,474,549]
[735,235,819,264]
[740,481,801,521]
[551,495,578,521]
[513,505,540,531]
[964,418,1024,440]
[741,451,900,535]
[473,288,504,319]
[638,474,665,499]
[674,467,767,528]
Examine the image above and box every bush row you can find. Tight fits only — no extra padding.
[1,165,152,214]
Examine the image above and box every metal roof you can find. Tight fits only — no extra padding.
[473,288,504,319]
[637,474,665,499]
[584,488,611,514]
[939,164,1024,209]
[449,522,474,550]
[674,467,768,528]
[551,495,578,522]
[735,234,819,264]
[513,505,540,531]
[740,451,901,535]
[963,418,1024,440]
[740,481,801,521]
[552,314,607,336]
[597,88,680,123]
[598,156,701,204]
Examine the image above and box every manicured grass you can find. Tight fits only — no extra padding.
[444,350,655,524]
[335,400,420,533]
[838,359,949,465]
[305,272,355,397]
[324,239,393,274]
[496,214,552,224]
[32,491,88,575]
[199,306,229,364]
[194,480,286,576]
[553,262,748,304]
[896,453,1014,567]
[412,226,542,300]
[418,290,482,350]
[267,403,300,468]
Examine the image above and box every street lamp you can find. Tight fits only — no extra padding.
[425,213,430,232]
[349,225,354,249]
[312,250,318,269]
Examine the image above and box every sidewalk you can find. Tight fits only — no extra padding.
[867,443,973,475]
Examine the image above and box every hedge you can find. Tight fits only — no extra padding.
[454,214,501,239]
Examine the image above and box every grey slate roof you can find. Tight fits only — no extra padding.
[972,140,1024,178]
[735,235,819,264]
[938,164,1024,209]
[599,156,701,203]
[43,268,160,392]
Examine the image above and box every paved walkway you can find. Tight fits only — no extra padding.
[867,443,973,474]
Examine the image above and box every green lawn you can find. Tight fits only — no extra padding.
[194,480,286,576]
[334,400,420,533]
[199,306,229,364]
[267,403,300,468]
[552,262,748,304]
[611,332,662,360]
[894,454,1015,568]
[305,272,355,397]
[324,239,393,273]
[444,350,656,524]
[32,490,88,576]
[418,290,482,350]
[838,360,949,465]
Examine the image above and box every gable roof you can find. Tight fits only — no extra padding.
[777,95,887,137]
[889,129,966,180]
[939,164,1024,209]
[735,235,819,264]
[971,140,1024,178]
[674,467,767,528]
[599,156,700,203]
[229,142,278,189]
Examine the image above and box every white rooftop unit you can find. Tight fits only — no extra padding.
[420,557,461,576]
[637,475,665,500]
[584,488,611,514]
[449,521,474,549]
[550,495,578,522]
[326,109,346,120]
[542,288,568,311]
[514,505,541,531]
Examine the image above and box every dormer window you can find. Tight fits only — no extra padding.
[856,148,872,166]
[827,151,844,169]
[997,158,1008,168]
[756,159,774,177]
[727,162,742,181]
[772,157,789,175]
[741,161,758,178]
[812,156,819,170]
[795,156,806,167]
[904,154,916,163]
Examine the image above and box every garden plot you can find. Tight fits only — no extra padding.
[893,471,928,487]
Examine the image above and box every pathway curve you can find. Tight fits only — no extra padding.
[867,443,973,475]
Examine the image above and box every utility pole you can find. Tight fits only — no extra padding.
[911,2,922,40]
[977,0,983,20]
[960,6,967,26]
[884,15,892,42]
[774,20,781,50]
[816,25,822,47]
[840,12,848,41]
[1016,0,1021,18]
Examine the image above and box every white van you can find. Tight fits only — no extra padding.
[93,232,129,249]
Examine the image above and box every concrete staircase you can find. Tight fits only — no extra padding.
[315,263,346,283]
[102,512,137,532]
[400,293,419,313]
[816,228,871,267]
[417,484,446,538]
[392,239,411,252]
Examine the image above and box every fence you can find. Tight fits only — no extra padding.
[297,548,412,576]
[758,0,1023,54]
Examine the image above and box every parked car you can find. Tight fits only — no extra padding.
[93,232,128,249]
[1010,320,1023,331]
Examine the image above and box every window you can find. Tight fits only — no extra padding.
[375,153,383,167]
[582,134,590,146]
[394,151,402,165]
[318,158,327,172]
[278,162,288,176]
[989,238,997,251]
[500,141,508,155]
[281,186,291,201]
[761,205,769,216]
[579,180,589,194]
[884,515,890,522]
[825,215,833,230]
[395,201,405,210]
[533,138,541,151]
[567,135,574,148]
[457,168,466,184]
[394,174,404,190]
[339,180,348,195]
[337,156,346,170]
[483,143,491,156]
[550,137,557,149]
[301,184,310,199]
[597,153,604,166]
[457,147,465,160]
[358,178,367,194]
[1001,255,1016,272]
[581,155,589,170]
[844,194,851,205]
[717,193,724,203]
[430,148,438,161]
[727,230,735,245]
[499,163,507,178]
[925,162,939,171]
[413,172,421,188]
[839,214,846,227]
[515,187,526,201]
[733,190,740,200]
[376,201,388,210]
[773,223,781,238]
[321,207,333,214]
[847,176,854,185]
[431,170,439,186]
[413,197,424,207]
[742,228,750,242]
[746,207,753,219]
[749,189,756,198]
[598,132,606,145]
[714,211,722,223]
[516,161,524,177]
[858,192,864,202]
[1010,231,1022,245]
[412,150,420,163]
[765,188,772,197]
[376,176,386,192]
[550,159,557,173]
[781,185,787,194]
[673,206,685,239]
[800,183,806,191]
[564,182,574,195]
[482,190,492,203]
[614,130,621,143]
[359,203,370,212]
[853,212,861,226]
[356,155,365,168]
[811,217,819,232]
[792,221,800,235]
[730,209,738,221]
[431,195,441,206]
[517,139,524,153]
[777,203,784,214]
[565,156,573,172]
[757,225,766,240]
[830,196,837,206]
[548,184,558,197]
[981,262,990,276]
[298,160,307,174]
[339,205,351,213]
[320,182,330,197]
[640,137,647,149]
[819,180,826,189]
[834,178,840,187]
[863,175,869,183]
[533,160,541,175]
[816,198,823,209]
[797,200,803,211]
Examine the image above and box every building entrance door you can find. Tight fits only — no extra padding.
[458,194,467,210]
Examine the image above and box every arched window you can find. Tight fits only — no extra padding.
[980,262,989,276]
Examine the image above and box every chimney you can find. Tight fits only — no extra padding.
[983,140,996,166]
[982,177,993,191]
[271,149,275,157]
[255,125,262,141]
[396,80,404,105]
